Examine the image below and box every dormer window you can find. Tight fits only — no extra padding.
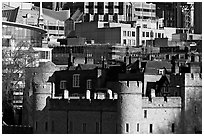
[158,69,165,75]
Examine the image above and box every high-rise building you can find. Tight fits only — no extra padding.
[194,2,202,34]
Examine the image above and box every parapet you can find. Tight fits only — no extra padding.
[119,81,142,94]
[48,98,117,112]
[142,97,182,108]
[185,73,202,86]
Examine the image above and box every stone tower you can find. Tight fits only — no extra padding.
[117,80,143,134]
[23,62,59,128]
[32,62,58,111]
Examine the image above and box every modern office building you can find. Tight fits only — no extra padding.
[2,2,70,39]
[132,2,156,21]
[194,2,202,34]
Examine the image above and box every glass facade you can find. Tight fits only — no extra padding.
[2,23,43,47]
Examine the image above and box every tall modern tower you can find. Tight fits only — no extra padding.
[194,2,202,34]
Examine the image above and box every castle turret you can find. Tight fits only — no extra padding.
[32,62,58,111]
[117,80,143,134]
[23,62,59,131]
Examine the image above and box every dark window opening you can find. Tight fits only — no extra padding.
[172,123,175,133]
[144,110,147,118]
[45,122,48,131]
[126,123,129,133]
[82,123,86,133]
[137,123,139,132]
[150,124,153,133]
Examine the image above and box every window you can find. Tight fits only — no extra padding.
[126,123,129,133]
[137,123,139,132]
[132,31,135,37]
[143,24,147,28]
[70,121,73,133]
[150,124,153,133]
[60,80,67,89]
[96,122,100,133]
[172,123,175,133]
[128,39,131,45]
[158,33,161,38]
[36,121,38,131]
[82,123,86,133]
[127,31,131,37]
[45,122,48,131]
[162,33,164,38]
[51,121,54,132]
[40,51,50,59]
[166,54,169,60]
[146,32,149,37]
[123,31,126,36]
[132,40,136,45]
[144,110,147,118]
[87,79,92,90]
[142,32,145,37]
[73,74,80,87]
[155,33,157,38]
[142,40,145,45]
[123,39,127,45]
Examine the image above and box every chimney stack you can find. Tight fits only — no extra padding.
[86,90,91,100]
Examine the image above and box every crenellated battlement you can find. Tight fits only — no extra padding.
[142,97,182,108]
[119,81,143,94]
[185,73,202,86]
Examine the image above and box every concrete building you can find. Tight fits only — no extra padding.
[74,20,168,47]
[132,2,156,21]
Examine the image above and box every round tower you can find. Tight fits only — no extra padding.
[117,80,143,134]
[32,62,58,111]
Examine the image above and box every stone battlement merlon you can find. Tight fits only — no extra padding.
[185,73,202,86]
[119,81,142,94]
[142,97,182,108]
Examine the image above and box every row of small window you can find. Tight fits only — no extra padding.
[123,39,136,45]
[123,31,136,37]
[60,75,92,89]
[142,31,164,38]
[44,26,64,30]
[135,8,156,12]
[125,123,175,133]
[133,15,156,20]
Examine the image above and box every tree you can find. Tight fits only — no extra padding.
[2,40,39,124]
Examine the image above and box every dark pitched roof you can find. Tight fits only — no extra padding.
[145,60,171,74]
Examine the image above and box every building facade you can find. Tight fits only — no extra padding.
[22,60,202,134]
[2,2,70,39]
